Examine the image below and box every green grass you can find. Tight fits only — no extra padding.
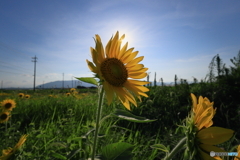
[0,84,239,160]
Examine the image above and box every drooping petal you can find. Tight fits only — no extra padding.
[103,82,114,105]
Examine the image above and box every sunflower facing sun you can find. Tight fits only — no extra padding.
[86,31,149,110]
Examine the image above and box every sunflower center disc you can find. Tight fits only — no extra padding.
[100,58,128,87]
[0,113,7,120]
[5,103,12,109]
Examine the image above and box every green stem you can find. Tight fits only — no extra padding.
[164,137,187,160]
[91,85,104,160]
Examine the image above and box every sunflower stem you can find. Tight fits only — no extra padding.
[163,137,187,160]
[91,85,104,160]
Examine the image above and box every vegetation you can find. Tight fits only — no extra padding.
[0,51,240,159]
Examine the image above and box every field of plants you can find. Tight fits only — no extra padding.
[0,69,239,160]
[1,35,240,160]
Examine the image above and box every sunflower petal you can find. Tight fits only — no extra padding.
[103,82,114,105]
[128,79,150,86]
[129,72,148,79]
[126,56,144,68]
[118,42,128,59]
[122,51,139,64]
[86,60,98,73]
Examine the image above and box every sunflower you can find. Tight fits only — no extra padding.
[234,145,240,160]
[1,99,16,112]
[25,95,30,99]
[70,88,76,93]
[0,112,11,123]
[66,93,71,96]
[18,93,24,98]
[0,134,28,160]
[188,93,234,160]
[86,31,149,110]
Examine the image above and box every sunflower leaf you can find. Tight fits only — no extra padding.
[75,77,98,86]
[111,109,156,123]
[100,142,133,160]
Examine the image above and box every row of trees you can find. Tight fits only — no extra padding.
[145,50,240,87]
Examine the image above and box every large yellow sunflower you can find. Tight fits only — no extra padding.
[0,112,11,123]
[188,93,234,160]
[86,31,149,110]
[1,99,16,112]
[0,134,28,160]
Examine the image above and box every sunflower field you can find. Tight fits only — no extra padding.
[0,32,240,160]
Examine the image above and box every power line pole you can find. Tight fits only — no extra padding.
[62,73,64,89]
[32,56,37,91]
[72,76,73,88]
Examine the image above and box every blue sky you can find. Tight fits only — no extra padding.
[0,0,240,88]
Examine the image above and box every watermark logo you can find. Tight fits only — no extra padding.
[210,151,238,157]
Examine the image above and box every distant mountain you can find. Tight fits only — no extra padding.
[36,80,96,89]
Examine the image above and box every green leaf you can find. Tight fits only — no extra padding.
[51,152,67,160]
[151,144,169,153]
[75,77,98,86]
[111,109,156,123]
[101,142,133,160]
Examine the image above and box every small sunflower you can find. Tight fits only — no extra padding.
[0,112,11,123]
[48,95,53,97]
[191,93,216,130]
[25,95,30,99]
[186,93,234,160]
[66,93,71,96]
[86,31,149,110]
[70,88,76,93]
[18,93,24,98]
[0,134,28,160]
[1,99,16,112]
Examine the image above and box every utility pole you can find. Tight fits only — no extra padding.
[72,76,73,88]
[62,73,64,89]
[43,81,44,89]
[32,56,37,91]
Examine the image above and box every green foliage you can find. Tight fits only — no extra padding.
[100,142,133,160]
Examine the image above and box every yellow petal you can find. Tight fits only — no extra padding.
[128,64,144,71]
[128,68,148,75]
[94,35,105,61]
[127,79,150,86]
[103,82,114,105]
[86,60,97,73]
[122,51,139,64]
[191,93,197,113]
[126,56,144,68]
[129,72,147,79]
[120,48,134,61]
[197,127,234,145]
[118,42,128,59]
